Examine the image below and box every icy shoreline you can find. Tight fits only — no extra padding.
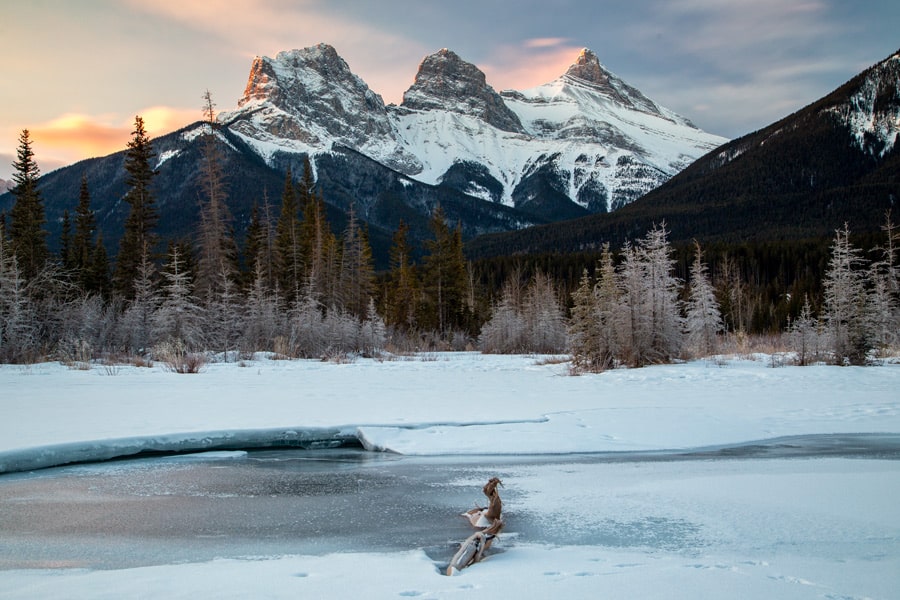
[2,353,899,474]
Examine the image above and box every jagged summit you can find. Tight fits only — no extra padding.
[220,43,416,170]
[401,48,525,133]
[564,48,611,85]
[218,43,725,215]
[546,47,672,122]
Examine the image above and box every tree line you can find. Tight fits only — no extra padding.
[0,102,476,364]
[2,104,898,367]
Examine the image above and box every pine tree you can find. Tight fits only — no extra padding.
[384,220,419,331]
[243,258,281,352]
[822,223,870,365]
[568,244,619,371]
[639,223,683,363]
[59,210,73,271]
[568,268,601,369]
[8,129,48,280]
[72,175,98,289]
[788,294,819,366]
[684,241,723,358]
[522,272,567,353]
[421,206,470,335]
[274,169,301,301]
[616,243,650,367]
[594,243,621,365]
[87,232,111,298]
[114,116,158,299]
[339,206,375,319]
[119,245,158,355]
[153,243,203,349]
[480,276,527,354]
[358,297,387,356]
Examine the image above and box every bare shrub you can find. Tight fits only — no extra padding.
[154,340,208,374]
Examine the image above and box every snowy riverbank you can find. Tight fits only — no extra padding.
[2,353,899,599]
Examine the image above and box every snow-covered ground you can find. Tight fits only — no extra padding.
[1,353,899,598]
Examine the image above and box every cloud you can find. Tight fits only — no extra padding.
[480,39,584,92]
[13,107,198,177]
[122,0,429,104]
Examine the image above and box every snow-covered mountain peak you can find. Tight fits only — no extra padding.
[401,48,525,133]
[564,48,610,85]
[219,43,421,172]
[218,43,727,216]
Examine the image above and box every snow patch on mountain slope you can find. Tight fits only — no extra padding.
[827,53,900,156]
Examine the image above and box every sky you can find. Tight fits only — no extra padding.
[1,0,898,182]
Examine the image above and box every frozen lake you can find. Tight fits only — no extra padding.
[2,435,899,576]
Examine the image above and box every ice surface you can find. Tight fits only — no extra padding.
[1,353,898,599]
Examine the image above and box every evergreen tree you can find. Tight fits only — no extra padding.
[243,258,281,352]
[684,241,723,357]
[640,223,683,363]
[72,175,98,289]
[568,244,619,371]
[114,116,158,299]
[568,268,601,369]
[384,220,419,331]
[822,223,870,365]
[339,206,375,319]
[8,129,48,280]
[59,210,72,270]
[119,245,158,354]
[274,169,301,301]
[358,297,387,356]
[480,276,527,354]
[616,243,650,367]
[153,243,203,349]
[87,232,111,298]
[788,294,820,366]
[421,206,470,335]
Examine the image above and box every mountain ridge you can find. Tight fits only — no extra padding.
[1,43,725,265]
[466,48,900,259]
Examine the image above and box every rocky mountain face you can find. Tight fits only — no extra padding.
[467,48,900,259]
[401,48,525,133]
[220,44,726,220]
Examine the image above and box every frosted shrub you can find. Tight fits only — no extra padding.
[153,339,207,374]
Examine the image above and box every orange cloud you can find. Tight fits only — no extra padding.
[25,107,198,172]
[481,42,585,92]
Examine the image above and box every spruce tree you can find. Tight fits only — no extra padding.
[684,241,723,357]
[59,210,72,271]
[339,205,375,319]
[384,220,419,331]
[72,174,98,289]
[87,232,111,298]
[422,206,470,335]
[568,268,601,370]
[822,223,869,365]
[114,116,158,299]
[274,169,301,301]
[8,129,48,280]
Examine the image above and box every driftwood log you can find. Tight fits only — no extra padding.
[446,519,504,575]
[461,477,502,528]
